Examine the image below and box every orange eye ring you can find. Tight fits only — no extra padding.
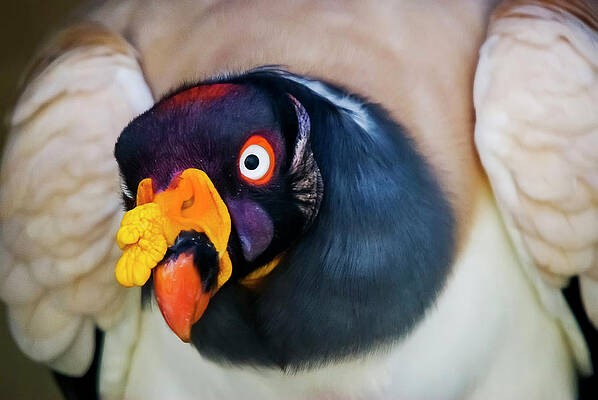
[238,135,276,185]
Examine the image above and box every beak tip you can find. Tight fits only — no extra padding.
[177,332,192,343]
[165,317,192,343]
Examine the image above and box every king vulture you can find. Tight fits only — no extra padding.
[0,0,597,399]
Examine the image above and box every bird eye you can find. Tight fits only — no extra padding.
[239,135,275,185]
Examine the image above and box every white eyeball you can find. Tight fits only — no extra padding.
[239,144,271,181]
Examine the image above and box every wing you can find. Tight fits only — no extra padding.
[474,0,598,374]
[0,23,153,378]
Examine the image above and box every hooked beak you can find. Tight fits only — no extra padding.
[153,247,211,342]
[115,168,232,342]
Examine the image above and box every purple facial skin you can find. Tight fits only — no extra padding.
[226,199,274,262]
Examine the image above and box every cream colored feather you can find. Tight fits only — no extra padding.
[474,0,597,373]
[0,24,153,377]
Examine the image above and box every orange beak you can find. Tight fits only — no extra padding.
[153,252,211,342]
[117,168,232,342]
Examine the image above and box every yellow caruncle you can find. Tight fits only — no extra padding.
[115,203,170,287]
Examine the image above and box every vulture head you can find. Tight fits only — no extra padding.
[114,69,455,369]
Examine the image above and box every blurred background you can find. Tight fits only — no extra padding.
[1,2,82,399]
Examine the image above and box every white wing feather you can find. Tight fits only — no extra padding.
[0,24,153,376]
[474,0,598,374]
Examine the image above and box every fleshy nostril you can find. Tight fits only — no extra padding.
[181,196,194,212]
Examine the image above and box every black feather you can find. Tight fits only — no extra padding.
[191,70,456,369]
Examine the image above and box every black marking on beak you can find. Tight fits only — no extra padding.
[141,230,220,306]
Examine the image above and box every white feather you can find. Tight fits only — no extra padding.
[285,74,373,134]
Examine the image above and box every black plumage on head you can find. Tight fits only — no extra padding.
[189,69,456,369]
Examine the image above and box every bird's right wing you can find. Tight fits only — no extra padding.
[474,0,598,375]
[0,22,153,379]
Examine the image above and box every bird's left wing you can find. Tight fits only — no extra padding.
[474,0,597,374]
[0,22,153,381]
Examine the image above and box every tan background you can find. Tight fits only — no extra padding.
[1,1,82,399]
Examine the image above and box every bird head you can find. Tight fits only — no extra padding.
[114,69,454,368]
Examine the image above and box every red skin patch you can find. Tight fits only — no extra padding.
[158,83,238,112]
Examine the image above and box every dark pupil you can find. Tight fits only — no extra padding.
[244,154,260,170]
